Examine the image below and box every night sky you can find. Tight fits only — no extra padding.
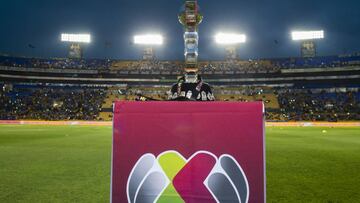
[1,0,360,60]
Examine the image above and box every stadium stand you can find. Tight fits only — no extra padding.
[2,53,360,73]
[0,85,106,120]
[1,84,358,121]
[277,89,360,121]
[0,55,111,70]
[271,54,360,69]
[199,59,280,74]
[213,86,279,108]
[0,53,359,121]
[110,60,183,73]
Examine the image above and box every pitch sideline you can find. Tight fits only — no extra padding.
[0,120,359,127]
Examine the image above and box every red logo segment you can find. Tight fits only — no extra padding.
[173,152,217,203]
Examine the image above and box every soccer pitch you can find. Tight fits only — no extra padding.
[0,125,359,203]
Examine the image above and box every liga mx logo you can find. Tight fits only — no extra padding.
[127,151,249,203]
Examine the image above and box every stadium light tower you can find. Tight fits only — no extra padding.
[291,30,324,58]
[61,33,91,59]
[133,34,163,60]
[215,33,246,61]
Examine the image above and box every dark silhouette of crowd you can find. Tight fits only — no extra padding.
[277,90,360,121]
[0,55,111,70]
[1,54,360,121]
[272,53,360,69]
[0,87,106,120]
[200,60,281,73]
[1,86,359,121]
[112,60,183,73]
[2,85,359,121]
[2,53,360,74]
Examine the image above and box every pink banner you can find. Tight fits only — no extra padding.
[112,101,265,203]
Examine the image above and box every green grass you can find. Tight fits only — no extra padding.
[266,127,360,203]
[0,125,359,202]
[0,125,112,203]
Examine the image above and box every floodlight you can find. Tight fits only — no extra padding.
[61,33,91,43]
[291,30,324,41]
[134,34,163,45]
[215,33,246,45]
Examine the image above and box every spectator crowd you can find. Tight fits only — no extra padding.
[1,85,359,121]
[0,55,111,70]
[277,90,360,121]
[2,53,360,74]
[0,87,106,120]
